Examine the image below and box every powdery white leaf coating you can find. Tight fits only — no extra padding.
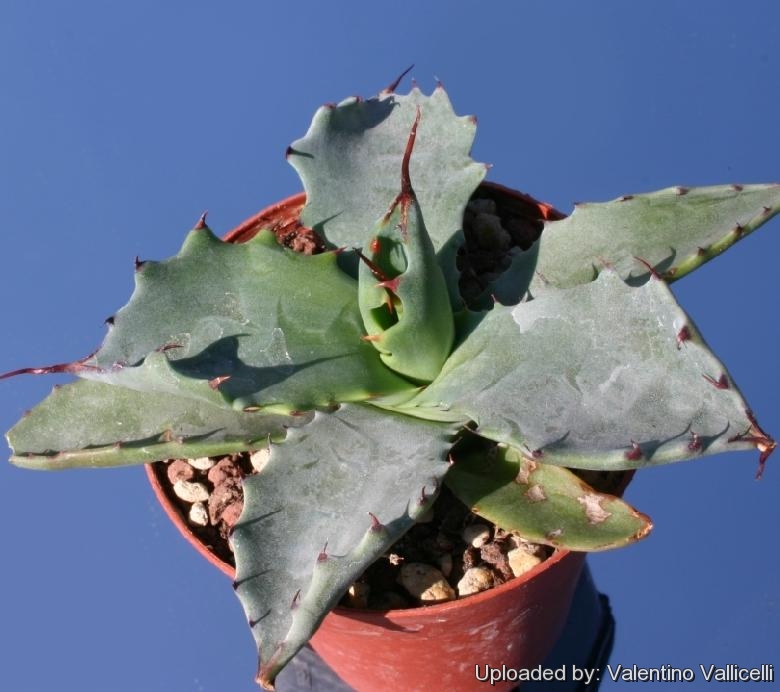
[530,184,780,291]
[405,271,755,470]
[230,404,456,686]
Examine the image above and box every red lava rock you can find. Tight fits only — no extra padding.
[207,457,243,486]
[167,459,195,484]
[283,229,322,255]
[208,478,244,527]
[219,501,244,529]
[462,546,480,571]
[480,541,514,582]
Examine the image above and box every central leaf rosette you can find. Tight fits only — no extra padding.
[357,110,454,383]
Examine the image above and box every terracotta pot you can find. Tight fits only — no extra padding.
[145,183,586,691]
[147,461,585,692]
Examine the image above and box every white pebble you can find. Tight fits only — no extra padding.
[188,456,215,471]
[457,567,494,597]
[507,547,543,577]
[398,563,456,603]
[250,448,271,473]
[173,479,209,503]
[345,582,370,609]
[188,502,209,526]
[508,534,547,558]
[462,523,491,548]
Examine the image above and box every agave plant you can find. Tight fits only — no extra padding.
[3,75,777,689]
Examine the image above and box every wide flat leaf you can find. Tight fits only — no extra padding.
[290,87,485,253]
[527,184,780,293]
[7,379,307,469]
[400,271,767,471]
[82,227,414,411]
[86,349,229,407]
[230,403,455,689]
[287,87,485,304]
[446,442,651,551]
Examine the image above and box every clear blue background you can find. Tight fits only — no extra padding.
[1,2,777,690]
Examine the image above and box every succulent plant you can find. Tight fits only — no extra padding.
[3,74,778,689]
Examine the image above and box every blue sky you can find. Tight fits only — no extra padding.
[1,2,777,690]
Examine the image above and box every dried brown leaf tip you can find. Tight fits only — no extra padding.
[728,409,776,479]
[381,64,414,95]
[0,355,98,381]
